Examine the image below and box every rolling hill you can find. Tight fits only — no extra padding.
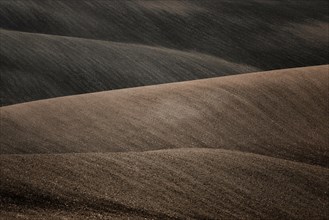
[1,65,328,219]
[1,1,328,219]
[1,0,328,105]
[1,0,327,69]
[1,149,329,219]
[0,29,256,106]
[1,65,328,167]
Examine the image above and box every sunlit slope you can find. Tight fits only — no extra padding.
[1,65,328,167]
[1,149,328,219]
[0,29,256,105]
[1,0,328,69]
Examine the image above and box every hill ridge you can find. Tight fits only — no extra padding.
[1,65,328,167]
[1,28,257,106]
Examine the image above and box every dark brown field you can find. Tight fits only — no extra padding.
[1,66,328,219]
[1,149,328,219]
[0,29,256,106]
[1,0,329,219]
[1,0,328,105]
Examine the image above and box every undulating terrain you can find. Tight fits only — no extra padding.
[1,149,328,219]
[1,0,328,105]
[1,65,329,167]
[1,66,329,219]
[0,29,257,106]
[0,0,329,219]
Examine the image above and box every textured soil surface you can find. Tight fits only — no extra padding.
[1,66,328,219]
[1,1,328,219]
[1,0,328,105]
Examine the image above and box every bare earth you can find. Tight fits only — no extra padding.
[1,66,328,219]
[1,0,328,105]
[1,1,328,219]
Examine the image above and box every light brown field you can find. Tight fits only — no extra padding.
[1,65,328,166]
